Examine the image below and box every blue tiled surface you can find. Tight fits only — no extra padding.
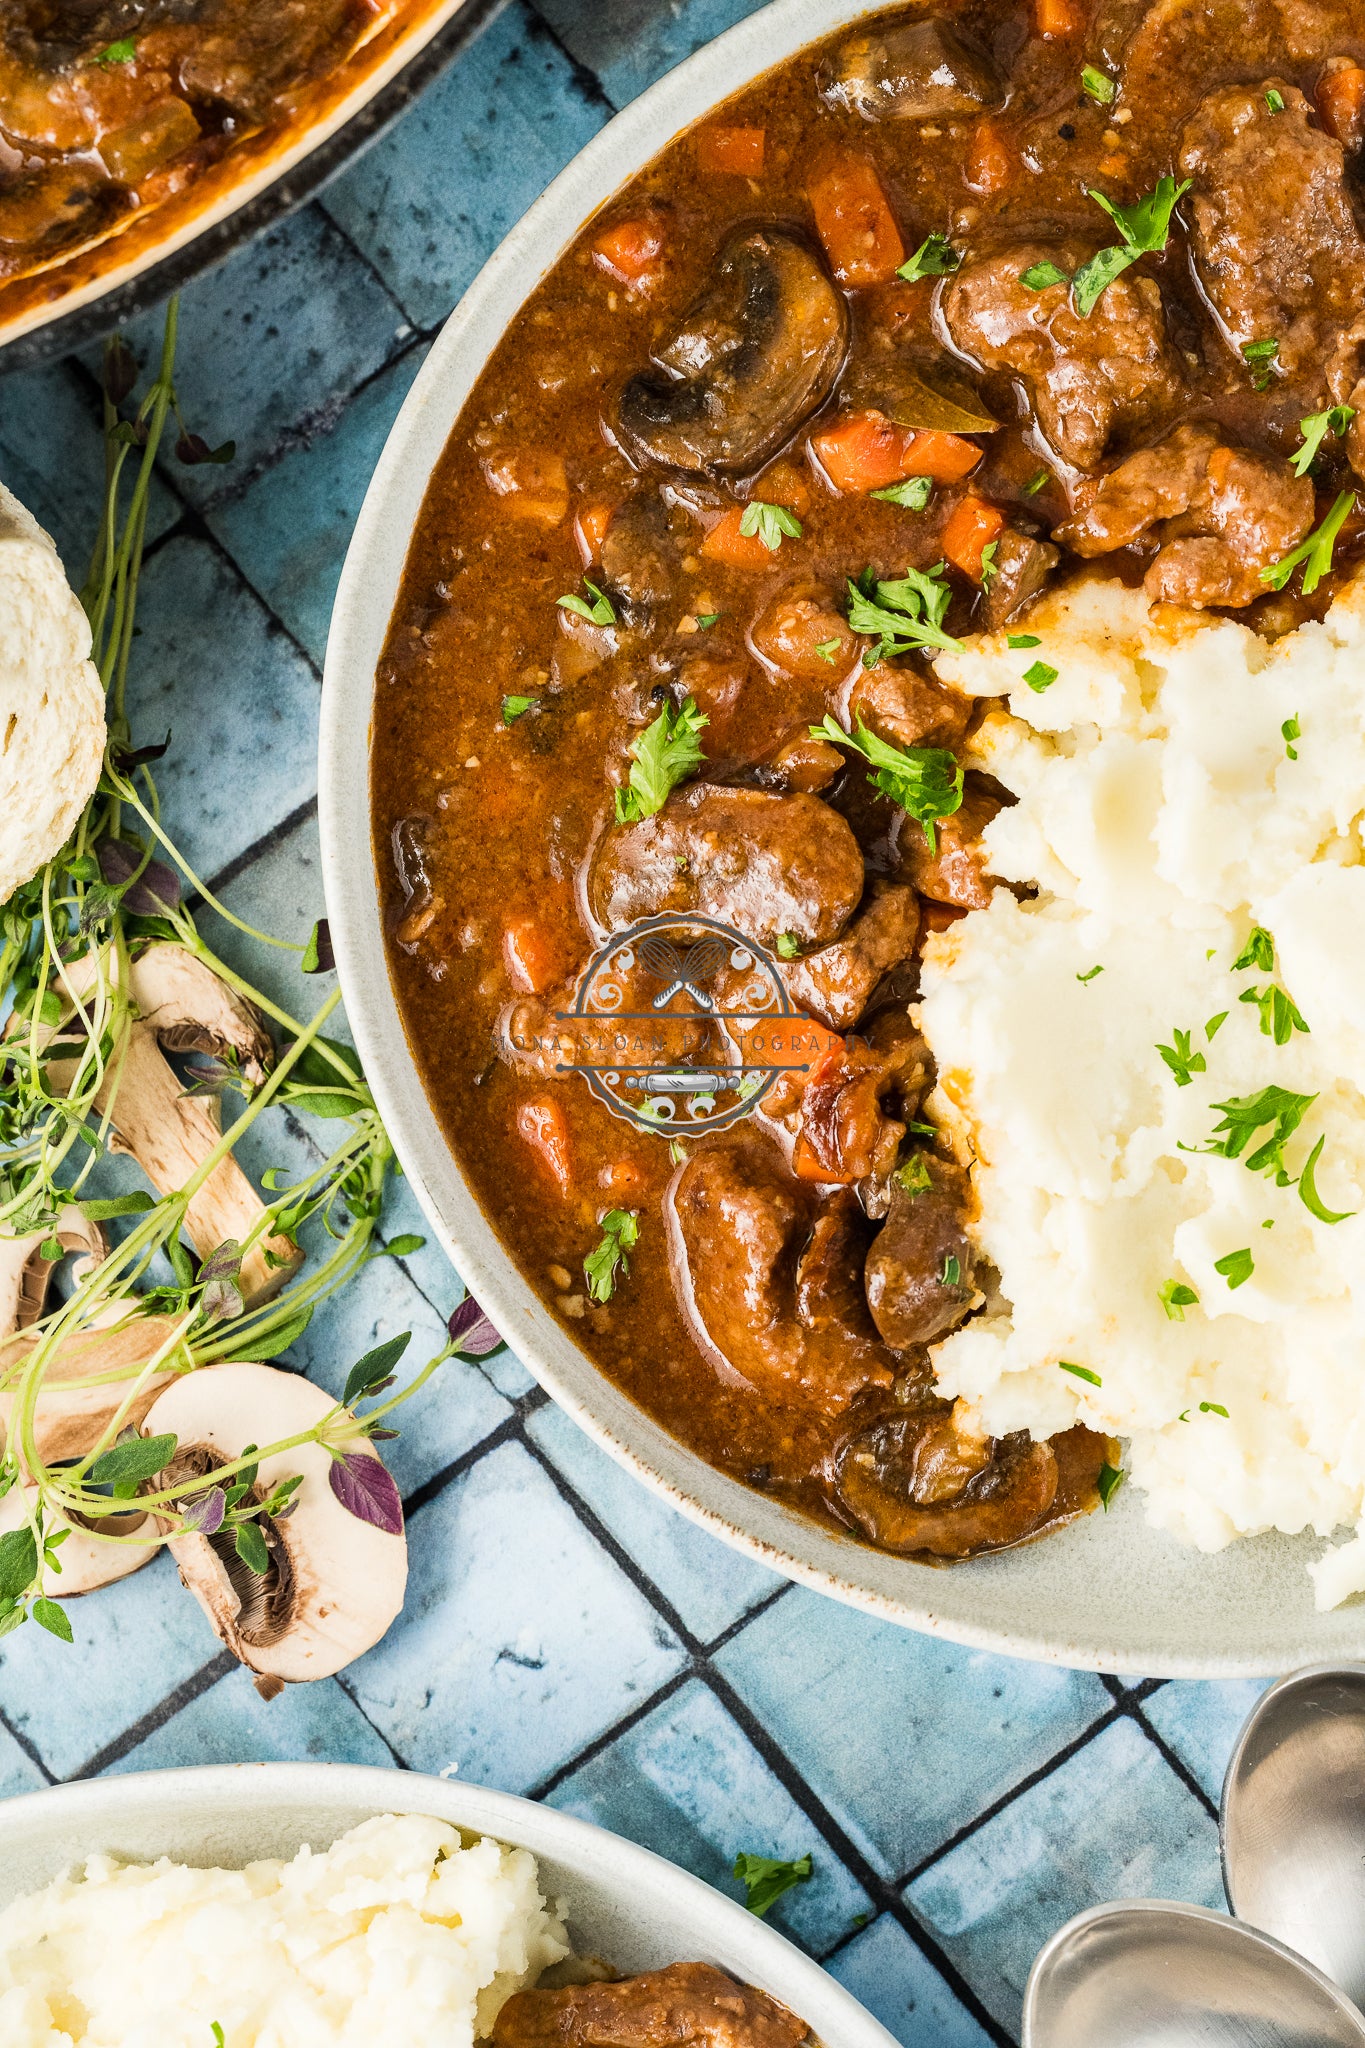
[0,4,1258,2041]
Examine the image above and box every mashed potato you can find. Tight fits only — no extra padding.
[924,570,1365,1608]
[0,1813,569,2048]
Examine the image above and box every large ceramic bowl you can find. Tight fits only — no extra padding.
[319,0,1365,1679]
[0,1760,895,2048]
[0,0,497,373]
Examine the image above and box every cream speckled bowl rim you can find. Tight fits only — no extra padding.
[320,0,1365,1678]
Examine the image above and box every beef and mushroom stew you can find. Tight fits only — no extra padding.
[372,0,1365,1566]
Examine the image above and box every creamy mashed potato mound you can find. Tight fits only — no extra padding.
[925,570,1365,1608]
[0,1813,569,2048]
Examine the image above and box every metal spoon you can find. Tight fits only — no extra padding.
[1223,1664,1365,2007]
[1022,1899,1365,2048]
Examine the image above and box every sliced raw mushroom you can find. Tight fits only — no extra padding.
[142,1362,408,1692]
[0,1207,105,1336]
[0,1309,188,1467]
[0,1476,157,1596]
[44,944,300,1305]
[610,225,849,479]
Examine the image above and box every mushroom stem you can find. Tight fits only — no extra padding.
[0,1479,157,1596]
[0,1311,188,1468]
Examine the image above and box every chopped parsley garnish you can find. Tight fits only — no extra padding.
[502,694,538,723]
[1076,964,1104,983]
[1024,660,1058,692]
[845,562,962,662]
[1059,1360,1102,1385]
[1239,980,1309,1045]
[895,1155,933,1196]
[1299,1134,1356,1224]
[1241,338,1279,390]
[1008,632,1041,648]
[1214,1248,1254,1289]
[1072,176,1191,317]
[615,696,708,823]
[1159,1279,1199,1321]
[1022,259,1071,292]
[1081,64,1116,102]
[897,234,961,282]
[668,1139,688,1165]
[810,713,964,852]
[740,501,803,551]
[557,578,615,625]
[871,476,933,510]
[1206,1011,1228,1039]
[1200,1400,1230,1417]
[1233,926,1275,973]
[1292,404,1355,477]
[1024,468,1051,496]
[94,33,137,62]
[1156,1027,1206,1087]
[1200,1085,1316,1183]
[584,1208,639,1303]
[1097,1461,1124,1508]
[941,1253,962,1286]
[733,1852,813,1919]
[1261,489,1355,596]
[1282,713,1301,759]
[814,638,841,663]
[775,932,801,959]
[979,540,1000,588]
[1265,86,1285,111]
[696,612,720,629]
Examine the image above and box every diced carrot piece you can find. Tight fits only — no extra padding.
[482,449,568,526]
[697,124,765,176]
[1318,62,1365,148]
[941,495,1007,581]
[921,900,968,935]
[517,1097,572,1195]
[1035,0,1082,35]
[807,149,905,288]
[599,1157,647,1196]
[754,457,812,519]
[966,118,1013,194]
[502,916,569,996]
[811,411,983,493]
[700,503,809,571]
[575,499,615,564]
[593,216,665,288]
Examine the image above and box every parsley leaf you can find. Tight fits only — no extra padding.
[1024,468,1051,496]
[1261,489,1355,596]
[1059,1360,1102,1385]
[734,1851,813,1918]
[941,1253,962,1286]
[1214,1248,1254,1289]
[1159,1279,1199,1321]
[584,1209,639,1303]
[615,697,708,823]
[1156,1027,1206,1087]
[1008,632,1041,648]
[1206,1011,1229,1039]
[1282,713,1301,760]
[1200,1085,1317,1182]
[502,694,538,723]
[810,713,964,851]
[1076,964,1104,983]
[1239,981,1309,1045]
[1097,1461,1124,1508]
[557,578,615,625]
[1265,86,1285,111]
[1299,1135,1356,1224]
[1071,176,1190,316]
[695,612,720,629]
[94,33,137,62]
[1291,404,1355,477]
[740,501,803,551]
[1201,1400,1230,1417]
[775,932,801,959]
[1082,64,1116,102]
[1023,659,1058,692]
[814,638,841,663]
[895,1155,933,1195]
[897,234,960,282]
[844,563,963,661]
[1022,259,1072,291]
[1241,338,1279,389]
[979,540,999,588]
[871,475,933,510]
[1233,926,1275,973]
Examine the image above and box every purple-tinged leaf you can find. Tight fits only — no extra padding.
[199,1239,243,1284]
[102,335,138,405]
[180,1487,225,1535]
[449,1294,503,1356]
[111,731,171,771]
[96,837,182,915]
[201,1276,244,1324]
[175,431,235,468]
[329,1451,404,1535]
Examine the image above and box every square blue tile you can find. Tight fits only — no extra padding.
[323,2,609,329]
[104,1665,395,1773]
[527,1402,783,1642]
[906,1717,1224,2032]
[532,0,768,110]
[1141,1681,1268,1807]
[346,1438,684,1783]
[717,1591,1110,1880]
[548,1677,871,1952]
[826,1913,993,2048]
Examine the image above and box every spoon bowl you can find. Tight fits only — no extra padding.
[1223,1663,1365,2006]
[1023,1899,1365,2048]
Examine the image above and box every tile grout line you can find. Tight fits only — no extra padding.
[1126,1699,1221,1823]
[0,1703,57,1787]
[71,1651,239,1781]
[522,0,621,112]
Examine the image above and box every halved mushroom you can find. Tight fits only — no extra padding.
[835,1403,1061,1557]
[610,225,849,480]
[0,1208,105,1336]
[143,1362,407,1692]
[819,19,1005,123]
[43,944,300,1304]
[0,1476,158,1596]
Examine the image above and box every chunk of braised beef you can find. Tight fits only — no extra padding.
[896,776,1001,910]
[671,1143,894,1420]
[492,1963,810,2048]
[789,1005,929,1183]
[1055,422,1315,607]
[601,494,679,613]
[864,1153,976,1349]
[749,582,860,679]
[610,226,849,479]
[589,784,865,950]
[783,881,920,1031]
[978,529,1059,632]
[1179,80,1365,406]
[941,241,1185,472]
[795,1189,876,1332]
[848,661,973,752]
[819,17,1004,123]
[835,1405,1060,1558]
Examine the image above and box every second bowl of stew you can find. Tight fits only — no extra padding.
[321,0,1365,1677]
